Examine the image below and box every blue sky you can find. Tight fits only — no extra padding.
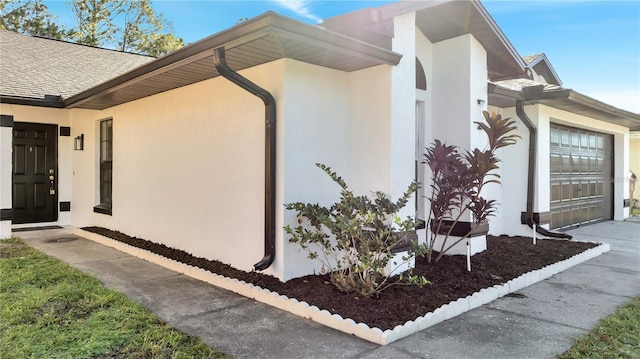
[45,1,639,113]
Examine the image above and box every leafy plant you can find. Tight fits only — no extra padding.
[284,163,428,297]
[424,111,520,262]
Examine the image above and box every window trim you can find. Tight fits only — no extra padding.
[94,118,113,215]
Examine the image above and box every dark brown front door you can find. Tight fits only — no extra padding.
[549,124,613,229]
[12,122,58,224]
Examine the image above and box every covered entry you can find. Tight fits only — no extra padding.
[549,123,613,229]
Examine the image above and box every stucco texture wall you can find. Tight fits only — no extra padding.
[70,60,286,277]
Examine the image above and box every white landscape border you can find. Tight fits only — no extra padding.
[74,228,610,345]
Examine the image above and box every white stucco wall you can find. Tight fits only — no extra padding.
[278,59,352,280]
[431,34,487,149]
[0,104,75,228]
[69,60,286,278]
[390,12,417,220]
[0,121,11,237]
[490,104,535,236]
[347,66,392,195]
[415,27,433,222]
[431,34,488,223]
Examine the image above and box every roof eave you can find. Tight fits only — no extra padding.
[528,53,562,86]
[489,83,640,131]
[567,90,640,130]
[65,12,401,109]
[0,95,65,108]
[470,0,528,77]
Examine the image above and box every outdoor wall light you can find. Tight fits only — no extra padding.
[477,99,487,130]
[74,134,84,150]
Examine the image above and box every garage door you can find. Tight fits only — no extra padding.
[549,124,613,229]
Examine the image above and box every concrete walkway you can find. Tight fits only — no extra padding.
[15,221,639,359]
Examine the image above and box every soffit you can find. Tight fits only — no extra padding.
[489,82,640,131]
[322,1,527,80]
[66,12,402,110]
[412,1,526,80]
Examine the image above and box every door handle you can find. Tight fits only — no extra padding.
[49,168,55,195]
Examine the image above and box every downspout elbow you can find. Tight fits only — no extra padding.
[515,100,572,240]
[213,47,277,271]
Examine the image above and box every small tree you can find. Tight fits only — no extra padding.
[424,111,520,262]
[285,163,428,297]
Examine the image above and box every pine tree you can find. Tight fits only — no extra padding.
[118,0,183,56]
[70,0,183,56]
[70,0,125,47]
[0,0,72,39]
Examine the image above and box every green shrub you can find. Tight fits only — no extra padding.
[284,163,428,297]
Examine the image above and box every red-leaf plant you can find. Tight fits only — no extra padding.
[423,111,520,263]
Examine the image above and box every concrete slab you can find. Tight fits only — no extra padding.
[13,227,73,241]
[119,274,251,323]
[71,256,179,285]
[390,307,587,359]
[583,250,640,273]
[488,281,631,330]
[357,345,424,359]
[589,238,639,254]
[545,264,640,298]
[175,301,377,359]
[21,236,128,264]
[567,221,640,246]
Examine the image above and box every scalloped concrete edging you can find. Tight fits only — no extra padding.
[73,228,609,345]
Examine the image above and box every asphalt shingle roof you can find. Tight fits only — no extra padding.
[522,53,543,65]
[491,78,562,92]
[0,30,154,100]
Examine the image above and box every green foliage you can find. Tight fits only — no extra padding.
[0,0,73,39]
[285,163,428,298]
[2,0,184,56]
[117,0,183,56]
[70,0,123,47]
[424,111,520,262]
[557,296,640,359]
[0,238,228,358]
[70,0,184,56]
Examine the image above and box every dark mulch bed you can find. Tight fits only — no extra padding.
[82,226,596,330]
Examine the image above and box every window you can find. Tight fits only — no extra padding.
[94,119,113,215]
[415,57,427,91]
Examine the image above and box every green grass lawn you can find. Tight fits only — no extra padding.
[557,296,640,359]
[0,237,229,359]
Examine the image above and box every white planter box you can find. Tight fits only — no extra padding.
[432,234,487,256]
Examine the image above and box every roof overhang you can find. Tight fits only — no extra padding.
[0,95,64,108]
[322,0,529,80]
[65,11,402,110]
[489,83,640,131]
[525,53,562,86]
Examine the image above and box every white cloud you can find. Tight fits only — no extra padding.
[272,0,323,23]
